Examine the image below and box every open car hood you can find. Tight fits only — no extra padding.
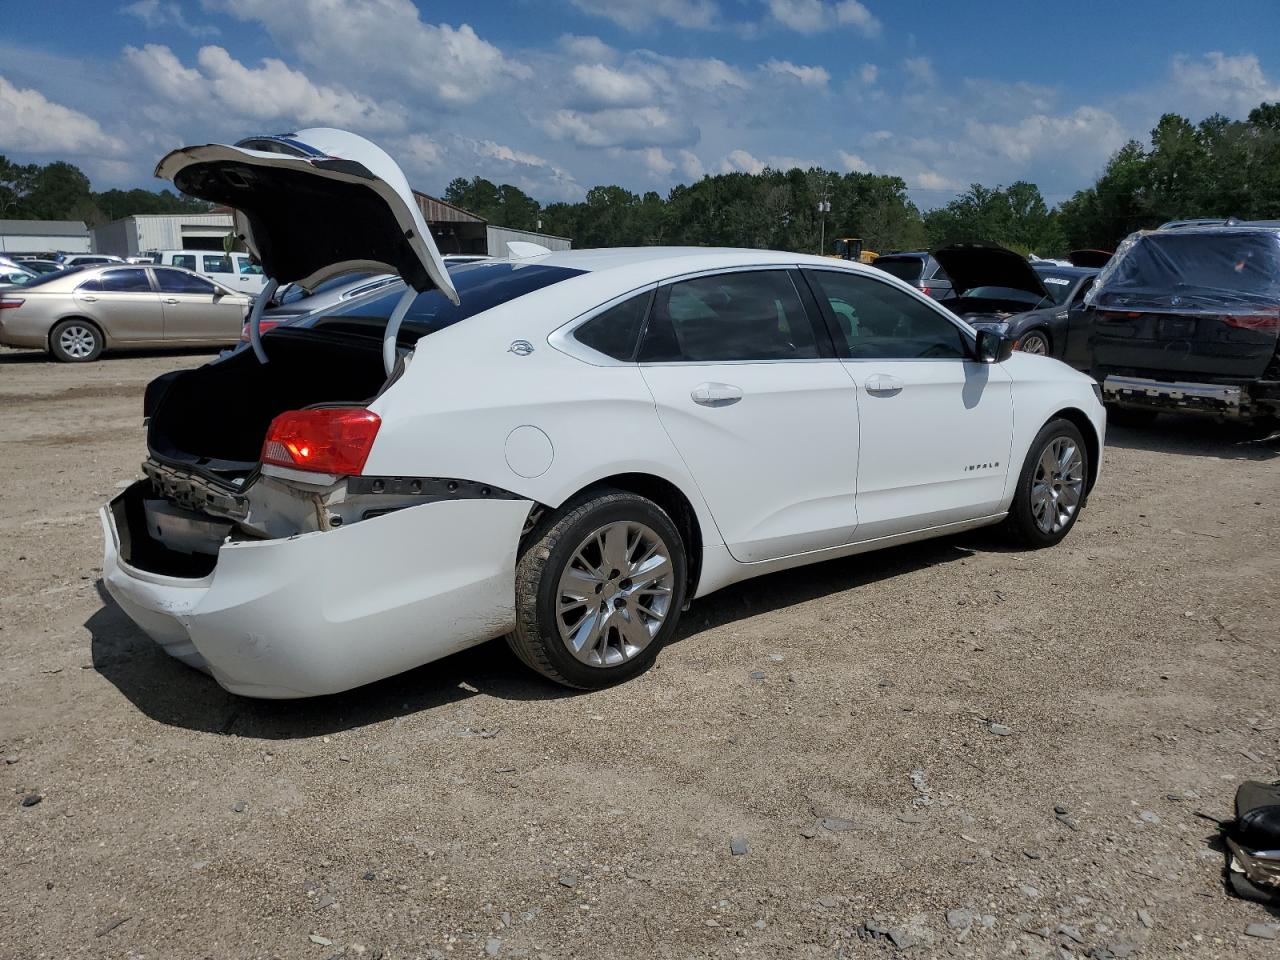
[931,241,1049,300]
[155,128,458,304]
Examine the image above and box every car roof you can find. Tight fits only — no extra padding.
[517,246,884,275]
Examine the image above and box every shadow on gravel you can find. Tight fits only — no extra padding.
[0,346,219,365]
[1106,416,1280,462]
[89,533,975,738]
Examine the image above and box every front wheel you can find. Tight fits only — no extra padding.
[1001,418,1089,548]
[508,489,688,689]
[1017,328,1051,356]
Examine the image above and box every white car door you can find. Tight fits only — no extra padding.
[638,268,860,563]
[804,268,1014,540]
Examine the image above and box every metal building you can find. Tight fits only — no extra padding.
[487,224,572,255]
[92,212,236,258]
[0,219,91,254]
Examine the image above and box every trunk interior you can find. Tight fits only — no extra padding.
[147,331,391,482]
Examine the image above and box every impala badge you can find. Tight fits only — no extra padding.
[508,340,534,356]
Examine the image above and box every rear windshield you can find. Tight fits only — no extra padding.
[1092,231,1280,311]
[299,261,585,340]
[873,257,924,284]
[1034,269,1080,305]
[18,265,88,288]
[279,271,376,305]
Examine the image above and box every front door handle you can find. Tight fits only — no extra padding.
[162,298,180,304]
[79,294,97,302]
[865,374,905,394]
[691,382,743,407]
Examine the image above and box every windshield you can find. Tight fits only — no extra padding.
[1034,270,1079,305]
[873,257,924,284]
[1092,230,1280,311]
[298,261,586,340]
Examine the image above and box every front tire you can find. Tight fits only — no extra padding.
[508,489,688,689]
[1018,328,1051,356]
[1001,418,1089,548]
[49,319,103,362]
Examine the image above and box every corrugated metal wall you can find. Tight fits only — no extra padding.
[133,214,234,252]
[0,234,91,253]
[486,226,572,256]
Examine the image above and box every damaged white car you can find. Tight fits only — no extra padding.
[101,128,1107,698]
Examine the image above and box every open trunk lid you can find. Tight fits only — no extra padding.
[1086,228,1280,379]
[155,128,457,303]
[931,241,1050,300]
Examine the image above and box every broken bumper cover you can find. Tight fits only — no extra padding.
[100,485,531,698]
[1102,374,1245,414]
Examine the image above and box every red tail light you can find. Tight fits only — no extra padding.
[239,319,283,342]
[1221,313,1280,332]
[261,407,381,475]
[0,297,25,310]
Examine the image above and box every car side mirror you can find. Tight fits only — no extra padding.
[975,329,1015,363]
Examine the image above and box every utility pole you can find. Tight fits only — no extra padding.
[817,196,831,256]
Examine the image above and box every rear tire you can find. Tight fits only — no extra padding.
[1001,418,1089,549]
[49,319,103,362]
[1105,403,1158,428]
[507,489,688,689]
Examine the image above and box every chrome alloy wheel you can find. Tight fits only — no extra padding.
[555,520,675,668]
[1019,332,1048,355]
[1031,436,1085,534]
[58,324,97,359]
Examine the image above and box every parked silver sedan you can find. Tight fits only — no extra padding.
[0,264,251,361]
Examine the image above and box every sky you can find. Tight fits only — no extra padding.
[4,0,1280,210]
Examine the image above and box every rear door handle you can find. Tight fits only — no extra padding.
[162,298,179,304]
[865,374,905,394]
[691,382,743,407]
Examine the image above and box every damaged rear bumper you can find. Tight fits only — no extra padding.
[100,481,531,698]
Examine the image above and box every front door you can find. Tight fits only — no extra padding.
[803,269,1014,540]
[73,267,163,343]
[637,268,860,563]
[152,267,247,342]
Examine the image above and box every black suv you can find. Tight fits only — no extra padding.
[1088,226,1280,428]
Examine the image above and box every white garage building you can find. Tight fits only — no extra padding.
[92,211,237,258]
[0,219,91,254]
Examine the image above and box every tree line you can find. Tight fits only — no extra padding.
[8,99,1280,255]
[0,156,209,225]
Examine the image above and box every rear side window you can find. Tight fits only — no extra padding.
[170,254,197,270]
[237,257,263,275]
[154,268,216,295]
[572,291,652,361]
[639,270,819,362]
[203,254,233,274]
[806,270,968,360]
[79,268,152,293]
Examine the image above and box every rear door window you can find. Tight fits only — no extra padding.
[154,268,217,295]
[638,270,820,362]
[202,254,234,274]
[79,268,153,293]
[170,253,197,270]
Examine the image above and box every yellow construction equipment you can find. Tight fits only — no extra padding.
[830,237,878,264]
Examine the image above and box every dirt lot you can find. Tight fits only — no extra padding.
[1,346,1278,960]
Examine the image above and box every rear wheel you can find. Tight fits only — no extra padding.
[1105,403,1158,428]
[1001,418,1089,548]
[508,489,687,689]
[49,319,103,362]
[1018,328,1051,356]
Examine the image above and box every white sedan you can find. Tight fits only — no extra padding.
[101,129,1106,698]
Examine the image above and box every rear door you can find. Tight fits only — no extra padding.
[638,267,861,563]
[231,254,268,294]
[73,267,163,343]
[804,268,1014,540]
[153,267,247,342]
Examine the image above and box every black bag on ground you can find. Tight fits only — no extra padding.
[1224,780,1280,904]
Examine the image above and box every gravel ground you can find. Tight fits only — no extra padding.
[1,346,1279,960]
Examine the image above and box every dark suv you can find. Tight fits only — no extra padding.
[1088,226,1280,427]
[871,252,954,299]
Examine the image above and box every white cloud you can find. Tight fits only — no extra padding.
[206,0,526,106]
[0,75,126,155]
[838,150,870,173]
[1167,52,1280,117]
[569,0,719,30]
[570,63,658,108]
[544,106,696,149]
[124,44,405,131]
[721,148,766,175]
[763,59,830,88]
[558,34,617,64]
[121,0,219,37]
[859,62,878,84]
[398,133,444,169]
[640,147,675,177]
[913,170,960,192]
[903,56,935,85]
[677,149,706,180]
[966,106,1126,166]
[767,0,881,36]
